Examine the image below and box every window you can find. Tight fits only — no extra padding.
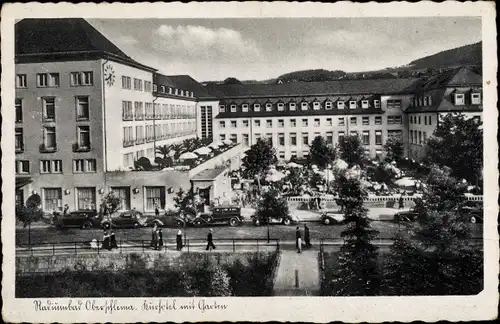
[301,102,308,110]
[111,187,131,210]
[40,160,62,174]
[423,132,427,143]
[231,120,237,128]
[374,116,382,125]
[326,118,332,126]
[290,133,297,146]
[289,102,296,111]
[242,134,249,147]
[387,130,401,140]
[266,120,273,128]
[349,101,357,109]
[220,134,226,141]
[76,97,90,120]
[219,105,226,113]
[338,118,345,126]
[230,134,237,143]
[290,119,296,127]
[428,115,432,125]
[454,93,465,105]
[278,152,285,160]
[410,131,414,144]
[145,81,152,92]
[123,126,134,147]
[266,103,272,111]
[337,101,345,109]
[362,116,369,125]
[361,100,369,109]
[42,97,56,121]
[231,104,237,112]
[362,131,370,145]
[76,187,96,210]
[278,133,285,146]
[350,117,357,125]
[73,159,96,173]
[302,133,309,146]
[394,116,402,124]
[78,126,91,149]
[313,102,320,110]
[471,93,481,105]
[418,131,423,144]
[325,101,333,110]
[254,133,260,141]
[375,130,383,145]
[374,100,381,108]
[36,74,47,87]
[242,120,249,128]
[43,127,57,151]
[387,116,395,124]
[350,131,358,137]
[326,132,333,144]
[254,104,261,112]
[134,78,143,91]
[37,73,60,87]
[71,71,93,86]
[15,99,23,123]
[121,76,132,89]
[135,102,144,120]
[423,97,428,106]
[219,121,226,128]
[290,151,297,159]
[16,74,27,88]
[302,150,309,157]
[338,131,345,143]
[424,116,428,125]
[302,119,308,127]
[242,104,249,112]
[145,103,154,119]
[387,99,402,109]
[314,118,320,127]
[15,128,24,152]
[277,103,284,111]
[254,120,261,127]
[43,188,62,212]
[278,119,284,128]
[16,160,30,174]
[418,116,421,124]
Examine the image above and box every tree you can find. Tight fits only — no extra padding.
[283,168,307,195]
[173,188,197,216]
[134,157,153,171]
[256,188,289,223]
[328,173,380,296]
[100,192,121,219]
[241,138,277,190]
[338,135,366,167]
[383,136,404,163]
[309,136,336,169]
[17,194,43,227]
[426,113,482,184]
[223,77,242,85]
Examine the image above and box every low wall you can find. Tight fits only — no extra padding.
[16,251,277,275]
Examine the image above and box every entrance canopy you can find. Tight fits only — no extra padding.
[16,177,33,189]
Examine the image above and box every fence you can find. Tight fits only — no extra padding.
[16,238,281,256]
[286,194,483,203]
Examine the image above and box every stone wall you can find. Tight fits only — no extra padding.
[16,251,278,275]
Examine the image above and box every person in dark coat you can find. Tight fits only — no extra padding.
[150,224,158,249]
[155,205,160,218]
[157,228,163,250]
[176,230,183,251]
[110,232,118,249]
[295,226,301,250]
[398,192,405,209]
[102,229,111,250]
[304,224,311,248]
[206,229,216,251]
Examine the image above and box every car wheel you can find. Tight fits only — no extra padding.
[283,218,291,226]
[470,216,477,224]
[101,222,110,229]
[323,217,331,225]
[134,222,140,228]
[206,216,213,223]
[176,220,184,227]
[81,221,93,229]
[194,219,203,227]
[253,218,260,226]
[229,217,239,227]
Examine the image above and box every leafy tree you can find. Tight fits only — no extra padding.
[308,136,336,169]
[283,168,307,195]
[100,192,122,222]
[17,194,43,227]
[223,77,242,85]
[309,172,326,190]
[426,113,482,184]
[329,173,380,296]
[256,188,289,223]
[241,138,277,190]
[367,164,397,185]
[134,157,153,171]
[338,135,366,167]
[383,136,404,163]
[173,188,197,216]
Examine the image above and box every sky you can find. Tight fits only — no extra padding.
[88,17,482,82]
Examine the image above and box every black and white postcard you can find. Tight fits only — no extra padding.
[1,1,498,322]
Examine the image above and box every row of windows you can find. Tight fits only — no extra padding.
[153,84,195,98]
[219,99,383,113]
[121,76,152,92]
[122,101,196,121]
[15,159,97,175]
[122,122,196,147]
[15,97,91,123]
[15,126,91,153]
[218,115,396,129]
[409,115,433,126]
[410,130,428,145]
[16,72,94,88]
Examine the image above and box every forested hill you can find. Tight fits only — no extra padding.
[408,42,482,69]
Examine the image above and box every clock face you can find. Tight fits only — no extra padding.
[104,64,115,86]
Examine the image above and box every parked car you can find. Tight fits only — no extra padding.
[56,210,102,229]
[193,206,244,227]
[101,210,148,228]
[457,201,483,223]
[393,207,420,222]
[146,210,197,228]
[320,210,345,225]
[251,212,299,226]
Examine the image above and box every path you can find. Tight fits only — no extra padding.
[273,250,320,296]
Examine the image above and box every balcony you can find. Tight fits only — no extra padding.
[72,143,91,152]
[123,140,135,148]
[122,114,134,121]
[39,144,57,153]
[135,138,145,145]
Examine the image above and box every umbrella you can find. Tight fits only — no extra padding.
[287,162,302,168]
[208,142,220,149]
[194,147,211,155]
[222,139,233,145]
[333,159,348,170]
[214,141,224,147]
[179,152,198,160]
[311,164,319,170]
[168,150,176,157]
[394,178,416,187]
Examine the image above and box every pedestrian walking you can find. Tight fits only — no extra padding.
[295,226,301,251]
[206,229,216,251]
[110,232,118,249]
[157,228,164,250]
[150,223,158,249]
[102,229,111,250]
[176,229,183,251]
[398,192,405,210]
[304,223,311,248]
[155,205,160,218]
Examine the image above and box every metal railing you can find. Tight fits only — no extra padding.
[16,237,281,256]
[286,194,483,203]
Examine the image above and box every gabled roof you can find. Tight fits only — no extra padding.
[419,66,482,91]
[154,73,216,99]
[15,18,155,71]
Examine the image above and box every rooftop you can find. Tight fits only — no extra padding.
[153,73,215,99]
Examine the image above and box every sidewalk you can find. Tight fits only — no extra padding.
[273,250,320,296]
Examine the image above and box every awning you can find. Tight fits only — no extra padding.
[16,177,33,189]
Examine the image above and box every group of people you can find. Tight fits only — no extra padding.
[295,224,312,253]
[150,224,185,251]
[101,227,118,250]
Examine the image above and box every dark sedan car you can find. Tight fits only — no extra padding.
[101,210,149,228]
[457,201,483,223]
[56,210,102,229]
[195,206,245,227]
[393,208,419,222]
[320,210,345,225]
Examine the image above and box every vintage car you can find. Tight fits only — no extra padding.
[457,201,483,223]
[101,210,149,229]
[145,210,198,228]
[193,206,244,227]
[393,207,420,222]
[320,210,345,225]
[251,212,299,226]
[56,210,102,229]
